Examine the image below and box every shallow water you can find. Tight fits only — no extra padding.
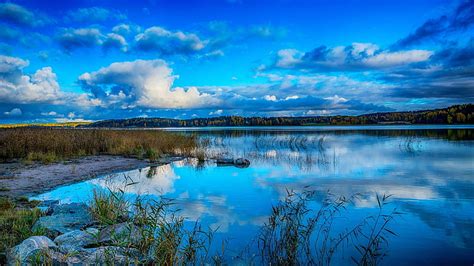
[32,126,474,264]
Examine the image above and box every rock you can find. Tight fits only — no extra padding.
[54,228,99,252]
[233,158,251,167]
[216,157,250,168]
[32,203,94,238]
[37,200,60,215]
[7,236,57,265]
[52,246,143,264]
[98,222,142,245]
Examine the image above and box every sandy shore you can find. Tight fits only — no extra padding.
[0,156,160,197]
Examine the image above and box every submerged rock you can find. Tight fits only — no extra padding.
[32,203,94,238]
[7,236,57,265]
[54,228,99,252]
[216,158,251,168]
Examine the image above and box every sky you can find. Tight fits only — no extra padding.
[0,0,473,123]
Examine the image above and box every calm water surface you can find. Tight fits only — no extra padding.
[32,126,474,265]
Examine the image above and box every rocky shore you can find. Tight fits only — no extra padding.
[8,202,145,265]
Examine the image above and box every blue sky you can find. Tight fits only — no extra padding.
[0,0,473,123]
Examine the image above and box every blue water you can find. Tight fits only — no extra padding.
[32,126,474,264]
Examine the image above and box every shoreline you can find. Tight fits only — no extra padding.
[0,156,181,198]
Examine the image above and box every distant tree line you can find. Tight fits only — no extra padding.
[85,104,474,128]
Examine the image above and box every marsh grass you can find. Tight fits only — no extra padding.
[89,180,216,265]
[87,177,400,265]
[0,128,198,163]
[0,197,45,264]
[257,190,401,266]
[90,189,130,226]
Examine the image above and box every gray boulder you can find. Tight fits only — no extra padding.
[37,200,60,215]
[98,222,143,245]
[54,228,99,252]
[7,236,57,265]
[233,158,251,167]
[53,246,143,265]
[32,203,94,238]
[216,157,250,168]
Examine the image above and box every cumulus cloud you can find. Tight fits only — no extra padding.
[0,55,102,112]
[78,59,216,109]
[4,107,22,116]
[74,58,391,115]
[0,2,51,27]
[270,43,433,71]
[57,28,103,51]
[103,33,128,52]
[65,7,126,23]
[395,0,474,48]
[134,26,207,55]
[112,23,140,36]
[0,55,61,104]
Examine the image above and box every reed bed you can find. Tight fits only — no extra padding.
[0,128,198,163]
[86,179,400,265]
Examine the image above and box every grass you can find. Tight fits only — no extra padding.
[0,197,45,264]
[257,190,401,265]
[90,189,130,226]
[1,178,400,264]
[0,128,198,163]
[87,180,400,265]
[89,184,216,264]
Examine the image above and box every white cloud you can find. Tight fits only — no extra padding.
[112,23,140,36]
[0,55,61,103]
[264,95,278,101]
[209,109,223,115]
[103,33,128,52]
[324,94,348,103]
[41,111,58,116]
[67,112,75,119]
[275,49,303,68]
[273,43,433,70]
[364,50,433,68]
[4,108,22,116]
[135,26,206,55]
[79,59,217,109]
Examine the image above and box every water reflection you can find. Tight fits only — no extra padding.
[32,127,474,264]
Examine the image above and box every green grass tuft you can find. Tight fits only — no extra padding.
[0,197,44,264]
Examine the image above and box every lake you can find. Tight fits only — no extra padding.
[32,125,474,265]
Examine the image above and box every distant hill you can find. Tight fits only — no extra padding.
[85,104,474,128]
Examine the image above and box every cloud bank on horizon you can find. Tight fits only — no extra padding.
[0,0,473,123]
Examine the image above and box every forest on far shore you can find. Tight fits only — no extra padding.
[85,104,474,128]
